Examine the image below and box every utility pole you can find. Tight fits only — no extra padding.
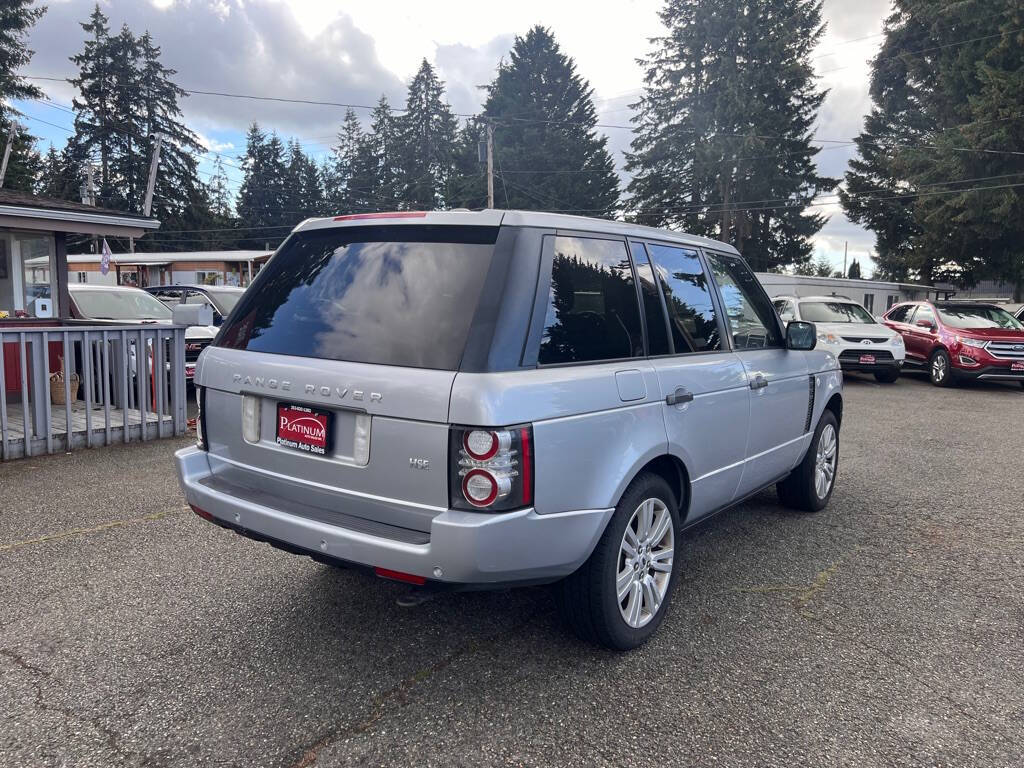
[843,241,848,277]
[143,132,165,218]
[486,122,494,209]
[0,122,17,189]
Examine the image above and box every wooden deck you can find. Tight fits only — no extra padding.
[0,400,174,460]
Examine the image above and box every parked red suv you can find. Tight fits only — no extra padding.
[882,301,1024,388]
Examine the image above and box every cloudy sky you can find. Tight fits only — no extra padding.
[15,0,891,273]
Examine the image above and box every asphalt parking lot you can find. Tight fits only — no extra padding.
[1,373,1022,768]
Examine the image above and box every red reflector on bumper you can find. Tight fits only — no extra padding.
[374,567,427,585]
[190,504,215,522]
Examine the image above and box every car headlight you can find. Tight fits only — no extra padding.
[956,336,987,349]
[891,334,904,346]
[817,331,841,344]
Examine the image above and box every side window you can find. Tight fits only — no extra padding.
[629,242,670,356]
[184,290,213,308]
[646,243,721,353]
[913,304,935,327]
[863,293,875,312]
[705,252,783,349]
[886,304,911,323]
[538,236,644,365]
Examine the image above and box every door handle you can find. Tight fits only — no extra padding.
[749,374,768,390]
[665,387,694,406]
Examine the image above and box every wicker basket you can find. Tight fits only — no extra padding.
[49,356,80,406]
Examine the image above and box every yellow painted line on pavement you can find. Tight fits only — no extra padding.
[0,507,189,553]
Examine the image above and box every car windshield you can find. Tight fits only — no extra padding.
[937,306,1024,330]
[203,289,242,314]
[72,289,173,321]
[798,301,875,324]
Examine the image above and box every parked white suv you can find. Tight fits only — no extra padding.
[774,295,905,383]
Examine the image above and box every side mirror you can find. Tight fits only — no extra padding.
[915,319,935,330]
[172,303,214,327]
[786,320,817,351]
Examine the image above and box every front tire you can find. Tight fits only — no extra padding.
[929,349,954,387]
[777,410,839,513]
[556,473,680,651]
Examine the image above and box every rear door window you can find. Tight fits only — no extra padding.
[645,243,722,353]
[537,236,644,365]
[217,225,498,370]
[630,242,671,356]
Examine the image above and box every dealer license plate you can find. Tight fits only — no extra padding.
[859,354,876,364]
[1012,361,1024,372]
[276,403,332,455]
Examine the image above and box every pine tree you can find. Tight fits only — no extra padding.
[236,124,288,248]
[626,0,836,271]
[0,0,46,192]
[454,26,620,215]
[35,139,90,200]
[847,258,862,280]
[842,1,1023,298]
[325,108,363,214]
[397,60,459,209]
[69,4,115,199]
[349,97,402,212]
[282,138,324,222]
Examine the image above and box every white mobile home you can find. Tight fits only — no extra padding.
[756,273,935,315]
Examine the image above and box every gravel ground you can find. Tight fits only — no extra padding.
[1,373,1022,768]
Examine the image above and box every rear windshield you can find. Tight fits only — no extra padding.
[217,225,498,369]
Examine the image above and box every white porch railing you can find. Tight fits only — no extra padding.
[0,325,187,460]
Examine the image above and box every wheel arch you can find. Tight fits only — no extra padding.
[617,454,691,518]
[823,392,843,428]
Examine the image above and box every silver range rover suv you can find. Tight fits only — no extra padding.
[177,210,842,650]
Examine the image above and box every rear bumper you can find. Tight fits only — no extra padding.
[175,446,612,585]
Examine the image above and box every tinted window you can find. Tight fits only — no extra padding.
[217,225,497,370]
[538,236,643,364]
[705,253,782,349]
[646,244,721,353]
[886,304,913,323]
[630,242,670,356]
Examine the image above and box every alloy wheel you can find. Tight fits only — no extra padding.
[932,354,947,383]
[617,498,674,629]
[814,424,837,499]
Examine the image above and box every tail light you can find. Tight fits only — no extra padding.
[449,425,533,512]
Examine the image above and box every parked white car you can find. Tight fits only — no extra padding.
[68,284,217,381]
[773,295,905,382]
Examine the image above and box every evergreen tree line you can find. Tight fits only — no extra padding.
[1,1,1021,290]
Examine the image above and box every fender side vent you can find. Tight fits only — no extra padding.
[804,375,816,433]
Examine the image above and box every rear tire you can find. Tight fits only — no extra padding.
[874,368,900,383]
[929,349,955,387]
[556,473,680,651]
[776,410,839,513]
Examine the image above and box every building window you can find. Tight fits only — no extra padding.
[863,293,875,312]
[886,295,898,309]
[196,271,220,285]
[77,272,88,284]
